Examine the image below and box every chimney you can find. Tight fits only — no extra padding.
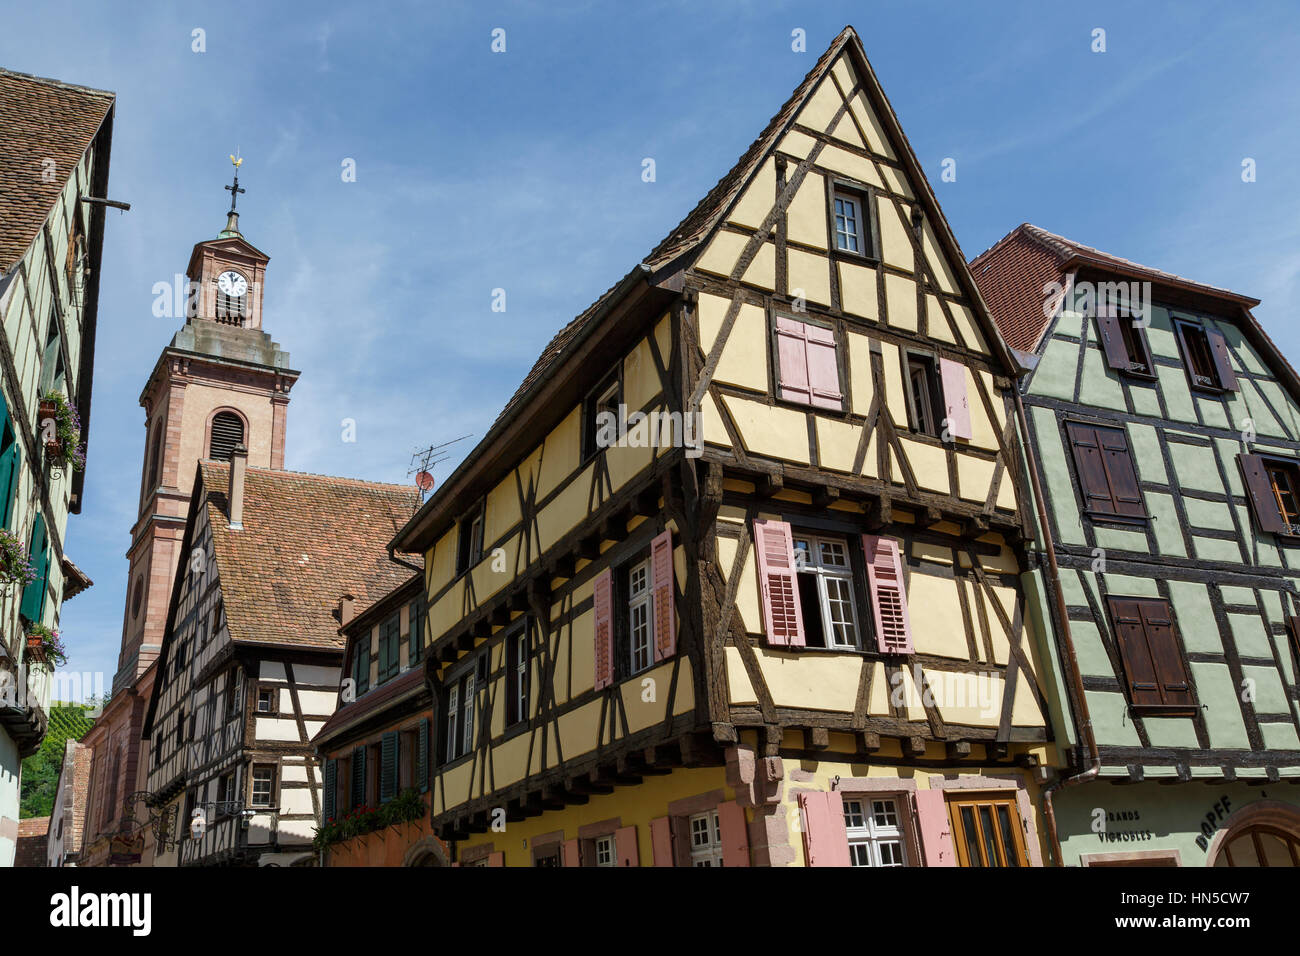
[228,443,248,530]
[337,594,356,627]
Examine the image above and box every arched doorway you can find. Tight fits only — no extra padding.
[1209,801,1300,867]
[403,837,448,867]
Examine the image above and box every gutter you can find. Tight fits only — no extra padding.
[1012,386,1100,866]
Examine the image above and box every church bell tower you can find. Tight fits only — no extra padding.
[114,161,300,692]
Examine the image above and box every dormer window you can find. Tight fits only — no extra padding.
[215,270,248,324]
[1173,318,1238,393]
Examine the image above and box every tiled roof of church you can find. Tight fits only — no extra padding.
[198,462,420,651]
[0,68,114,272]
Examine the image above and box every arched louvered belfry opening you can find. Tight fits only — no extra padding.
[209,411,245,461]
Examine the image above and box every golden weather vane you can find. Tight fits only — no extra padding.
[224,150,245,214]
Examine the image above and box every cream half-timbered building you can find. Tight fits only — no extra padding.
[143,455,417,865]
[394,26,1061,867]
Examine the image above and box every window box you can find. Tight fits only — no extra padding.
[37,392,85,471]
[0,528,35,588]
[25,622,66,667]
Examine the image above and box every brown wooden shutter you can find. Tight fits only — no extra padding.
[1108,598,1164,709]
[1095,303,1132,372]
[1206,328,1239,391]
[1239,454,1288,534]
[1138,601,1195,709]
[1067,422,1144,519]
[1066,422,1115,515]
[487,851,504,867]
[1108,597,1194,711]
[1097,426,1145,519]
[1287,616,1300,658]
[593,568,614,689]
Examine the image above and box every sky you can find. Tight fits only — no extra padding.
[1,0,1298,701]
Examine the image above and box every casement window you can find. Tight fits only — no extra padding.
[0,396,21,530]
[949,795,1029,867]
[753,520,913,654]
[39,315,64,393]
[832,190,865,254]
[775,316,842,410]
[408,597,424,666]
[255,686,276,715]
[378,613,401,683]
[593,529,676,690]
[1106,596,1196,714]
[443,665,477,763]
[351,636,370,697]
[689,810,724,867]
[217,772,236,814]
[1095,302,1155,378]
[1173,318,1238,392]
[907,354,942,436]
[225,670,240,718]
[904,352,973,441]
[628,558,653,674]
[594,835,616,868]
[455,505,485,575]
[1065,421,1145,521]
[506,623,530,726]
[582,370,622,461]
[1240,453,1300,537]
[843,796,909,867]
[250,766,276,808]
[791,534,860,649]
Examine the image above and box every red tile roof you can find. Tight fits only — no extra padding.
[198,462,421,651]
[14,816,49,867]
[0,69,114,272]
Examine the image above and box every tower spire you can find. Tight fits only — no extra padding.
[220,151,245,238]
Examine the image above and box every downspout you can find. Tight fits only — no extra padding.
[388,546,423,574]
[1012,387,1100,866]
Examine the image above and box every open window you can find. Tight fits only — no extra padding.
[905,352,944,437]
[1095,302,1155,379]
[791,533,860,649]
[1240,453,1300,537]
[455,503,484,575]
[506,620,530,726]
[582,370,621,461]
[1173,318,1238,392]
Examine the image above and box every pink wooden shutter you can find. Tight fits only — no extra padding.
[649,816,674,867]
[912,789,956,867]
[805,323,843,410]
[717,800,750,867]
[487,850,505,867]
[862,535,913,653]
[1206,328,1239,391]
[776,317,812,405]
[753,519,805,647]
[562,838,581,867]
[650,529,676,663]
[593,568,614,690]
[939,357,971,440]
[615,825,639,867]
[798,791,851,867]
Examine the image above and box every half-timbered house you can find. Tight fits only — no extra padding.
[973,223,1300,866]
[313,574,447,866]
[393,26,1062,867]
[141,451,417,866]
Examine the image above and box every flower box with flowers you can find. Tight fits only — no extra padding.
[0,528,36,588]
[312,788,425,852]
[25,623,67,667]
[38,391,86,472]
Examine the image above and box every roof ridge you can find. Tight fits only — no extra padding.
[198,459,417,494]
[0,66,115,99]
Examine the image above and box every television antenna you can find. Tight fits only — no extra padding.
[408,435,472,503]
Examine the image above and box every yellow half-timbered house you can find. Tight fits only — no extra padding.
[393,26,1062,867]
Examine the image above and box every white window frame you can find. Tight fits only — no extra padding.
[843,795,909,867]
[446,683,459,761]
[594,834,616,867]
[833,190,864,254]
[460,672,475,756]
[792,533,861,648]
[250,766,275,808]
[628,558,652,675]
[514,630,528,723]
[689,809,724,867]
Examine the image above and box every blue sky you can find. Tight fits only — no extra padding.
[2,0,1297,698]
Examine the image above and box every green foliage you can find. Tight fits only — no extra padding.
[19,702,95,819]
[312,788,425,853]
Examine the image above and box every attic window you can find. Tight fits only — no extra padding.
[1173,318,1238,393]
[456,504,485,575]
[829,182,874,259]
[209,412,244,461]
[582,371,621,461]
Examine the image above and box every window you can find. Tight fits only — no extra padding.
[378,614,400,683]
[775,316,842,410]
[792,534,860,649]
[843,796,908,867]
[444,666,476,763]
[594,835,616,867]
[1107,596,1195,714]
[950,795,1028,867]
[145,422,163,494]
[408,597,424,666]
[906,353,943,437]
[225,670,240,718]
[217,772,236,814]
[833,190,864,253]
[352,636,370,697]
[250,766,275,808]
[1095,302,1154,378]
[256,686,276,714]
[582,371,621,461]
[40,316,64,393]
[1173,318,1238,392]
[1241,454,1300,537]
[455,505,484,575]
[1065,421,1145,521]
[1214,825,1300,867]
[208,411,244,461]
[628,558,653,674]
[689,810,724,867]
[506,625,530,726]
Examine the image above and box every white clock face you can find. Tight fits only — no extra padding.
[217,270,248,297]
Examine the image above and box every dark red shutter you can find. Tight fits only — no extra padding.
[1097,426,1145,518]
[1206,328,1239,391]
[1066,422,1117,516]
[1109,597,1194,711]
[1108,598,1164,709]
[1096,303,1131,372]
[1239,454,1288,534]
[1138,601,1195,709]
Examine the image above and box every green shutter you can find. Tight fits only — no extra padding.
[323,758,337,822]
[20,514,47,623]
[409,600,423,665]
[351,746,366,808]
[354,642,369,696]
[417,719,429,794]
[380,731,397,803]
[0,410,18,530]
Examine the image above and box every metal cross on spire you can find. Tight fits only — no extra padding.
[224,151,245,214]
